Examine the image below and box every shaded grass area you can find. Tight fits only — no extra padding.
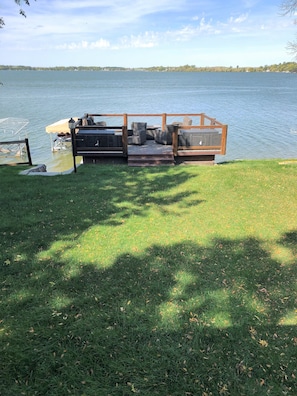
[1,161,297,395]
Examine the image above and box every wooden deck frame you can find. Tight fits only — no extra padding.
[71,113,227,170]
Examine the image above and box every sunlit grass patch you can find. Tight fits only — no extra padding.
[269,244,296,266]
[279,309,297,326]
[50,295,73,310]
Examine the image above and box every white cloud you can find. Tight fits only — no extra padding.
[229,14,249,24]
[0,0,295,67]
[116,32,159,49]
[57,39,110,50]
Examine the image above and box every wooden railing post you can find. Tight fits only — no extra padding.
[123,114,128,157]
[122,125,128,157]
[172,125,178,156]
[220,125,228,155]
[200,113,205,126]
[162,113,167,131]
[123,113,128,128]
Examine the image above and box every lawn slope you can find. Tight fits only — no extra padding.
[1,160,297,395]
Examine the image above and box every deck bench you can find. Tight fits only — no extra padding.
[178,129,222,147]
[75,128,124,157]
[76,129,122,147]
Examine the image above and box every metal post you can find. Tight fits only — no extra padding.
[69,118,77,173]
[71,127,77,173]
[25,138,33,166]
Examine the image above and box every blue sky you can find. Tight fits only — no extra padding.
[0,0,296,67]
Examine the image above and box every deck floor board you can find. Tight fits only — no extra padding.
[128,140,173,156]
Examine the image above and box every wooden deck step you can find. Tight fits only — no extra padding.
[128,141,174,166]
[128,153,174,166]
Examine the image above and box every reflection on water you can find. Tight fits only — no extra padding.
[47,150,82,172]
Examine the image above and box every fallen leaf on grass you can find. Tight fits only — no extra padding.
[259,339,268,347]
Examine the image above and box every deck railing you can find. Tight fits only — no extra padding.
[0,138,33,166]
[82,113,227,156]
[70,113,227,170]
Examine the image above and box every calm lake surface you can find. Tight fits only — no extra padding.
[0,70,296,171]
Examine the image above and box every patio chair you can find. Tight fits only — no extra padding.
[130,122,147,145]
[183,116,192,126]
[155,124,174,145]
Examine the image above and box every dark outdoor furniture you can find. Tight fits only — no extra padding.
[146,128,157,140]
[178,129,221,147]
[76,129,123,149]
[155,125,174,145]
[129,122,147,145]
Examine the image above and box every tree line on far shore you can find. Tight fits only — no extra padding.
[1,62,297,73]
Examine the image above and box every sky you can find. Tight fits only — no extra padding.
[0,0,296,68]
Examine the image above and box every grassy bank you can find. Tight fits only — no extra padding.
[1,160,297,395]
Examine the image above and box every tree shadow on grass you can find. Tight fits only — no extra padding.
[1,232,297,395]
[0,165,202,255]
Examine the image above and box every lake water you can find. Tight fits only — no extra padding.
[0,70,297,171]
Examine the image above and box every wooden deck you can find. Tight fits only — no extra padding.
[128,140,174,166]
[68,113,228,171]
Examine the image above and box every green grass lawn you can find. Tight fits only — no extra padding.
[1,160,297,395]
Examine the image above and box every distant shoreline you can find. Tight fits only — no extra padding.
[1,62,297,73]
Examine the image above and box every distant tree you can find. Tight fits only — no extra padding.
[0,0,35,28]
[281,0,297,57]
